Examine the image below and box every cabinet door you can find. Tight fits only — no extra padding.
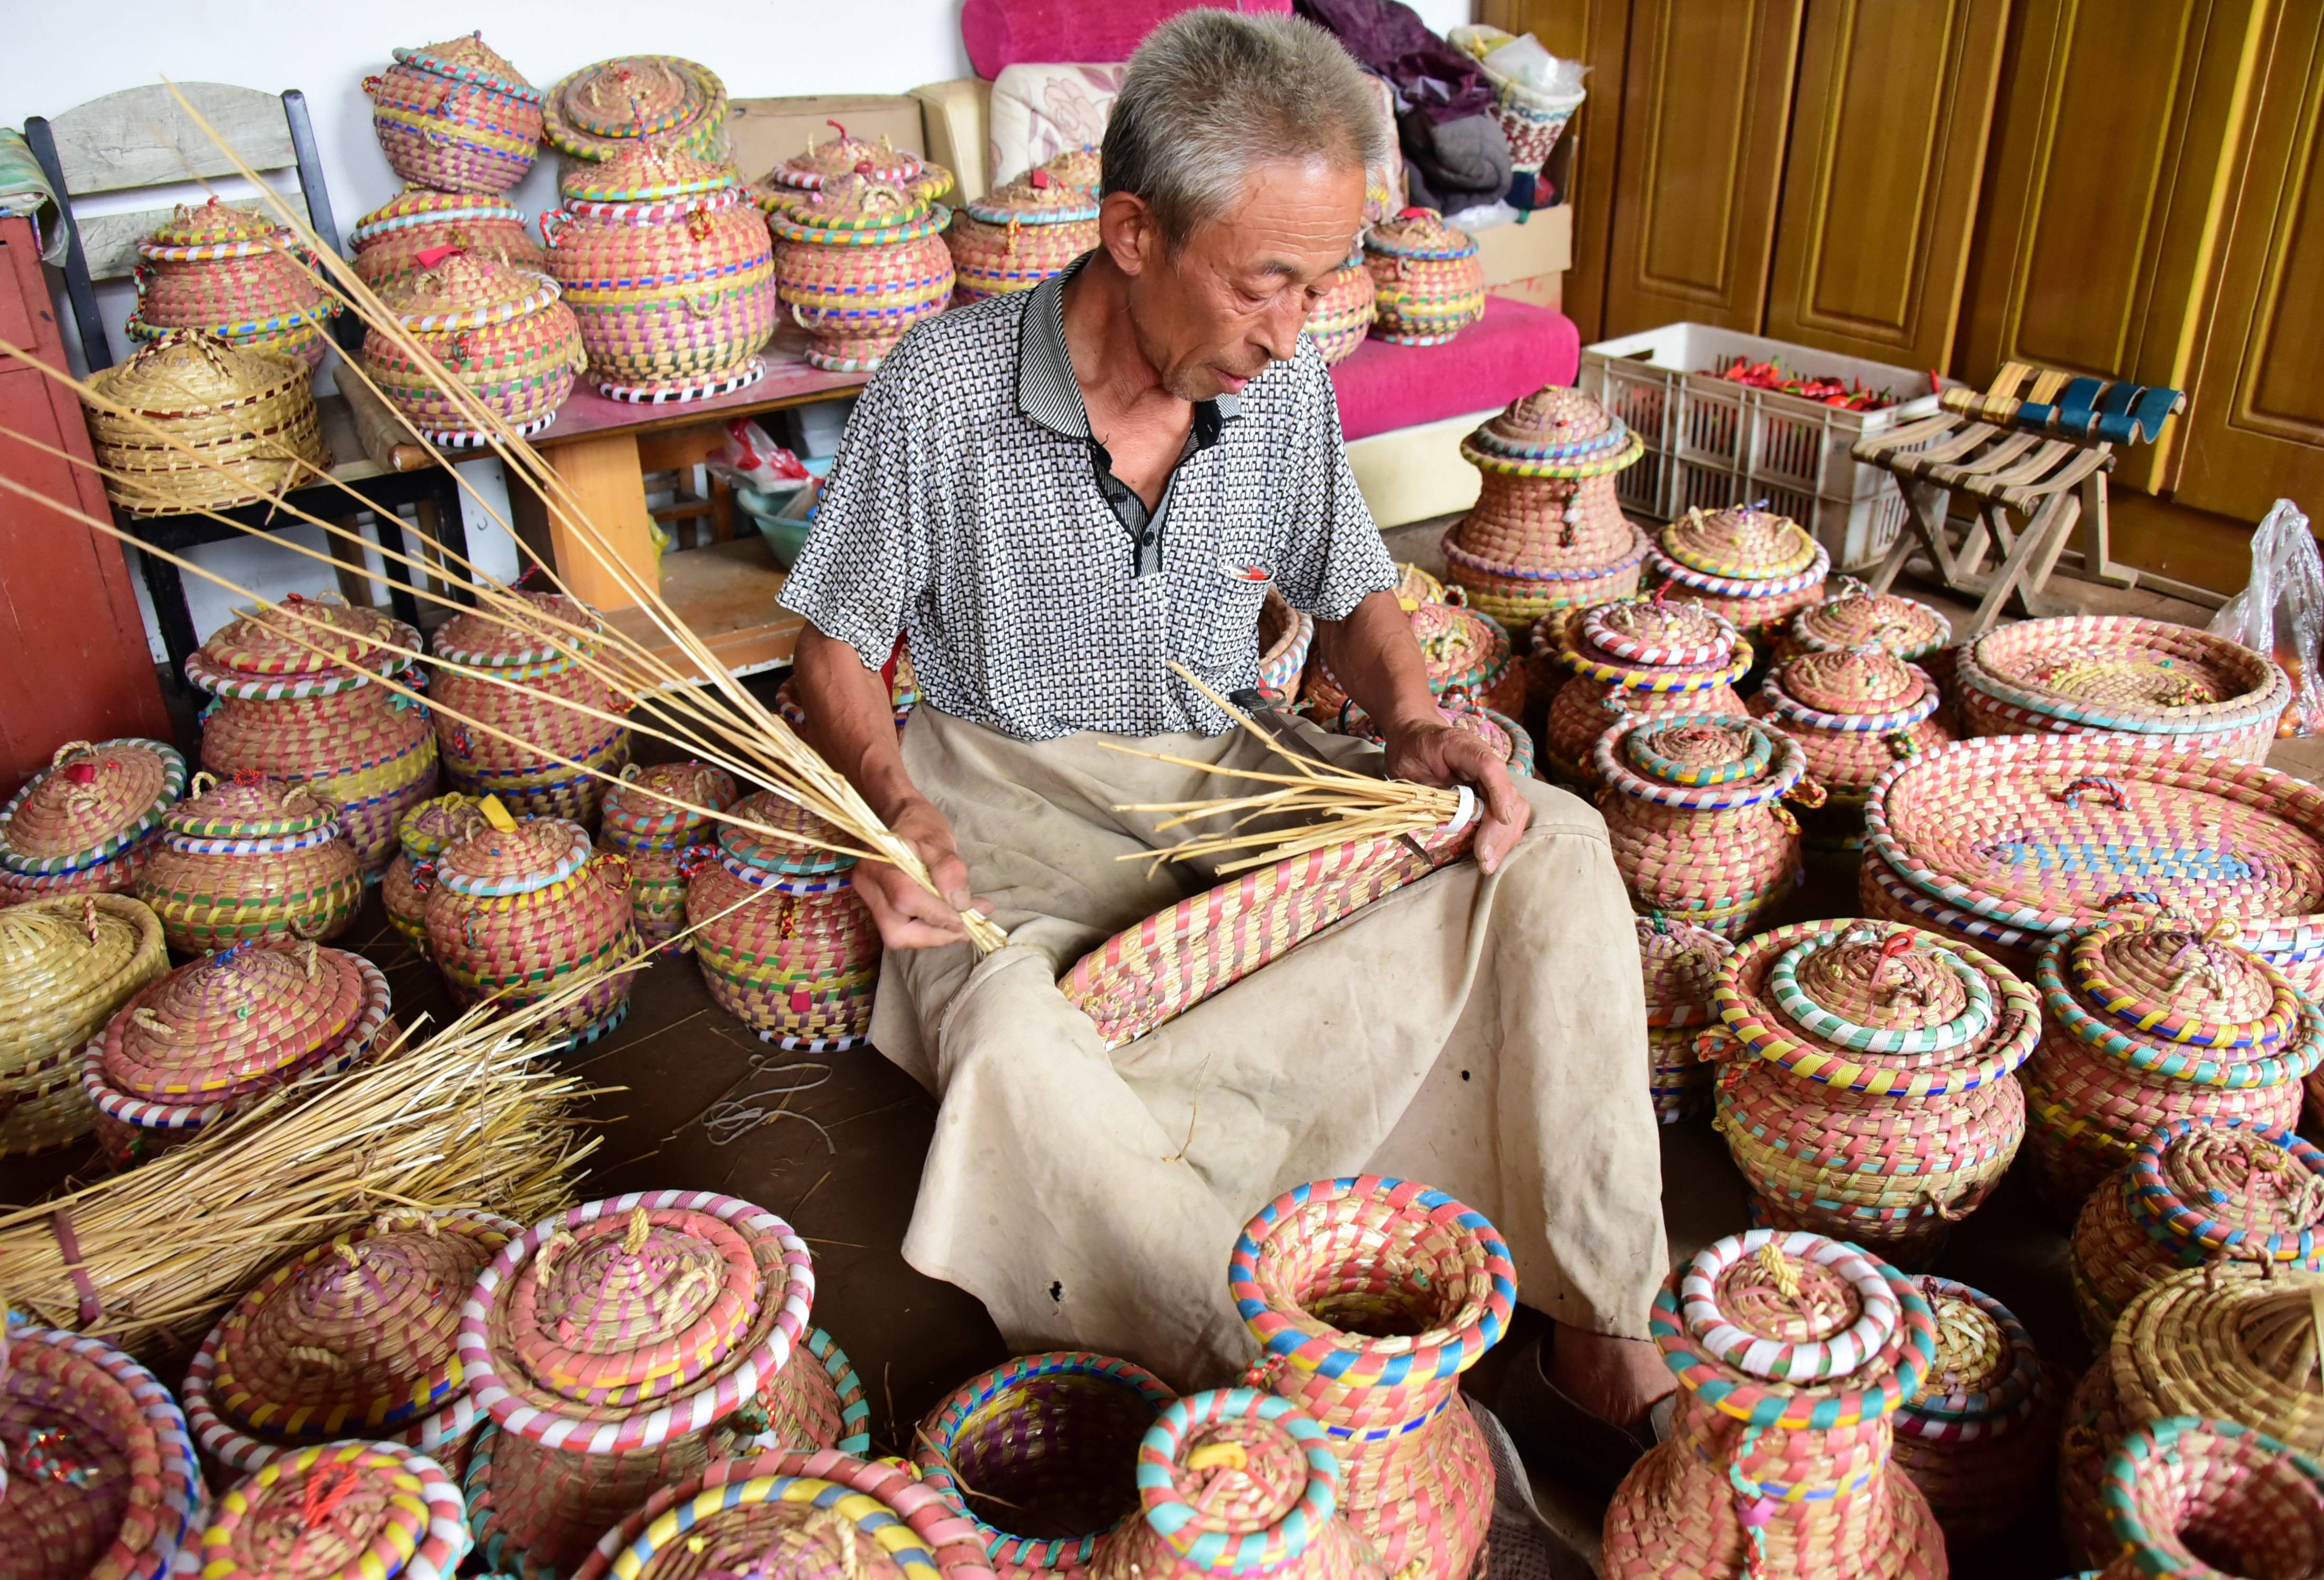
[2176,0,2324,520]
[1762,0,2008,371]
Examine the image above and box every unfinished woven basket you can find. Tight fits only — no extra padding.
[0,895,167,1156]
[365,250,585,446]
[82,329,327,516]
[948,170,1100,301]
[1307,251,1376,366]
[135,771,361,952]
[187,1440,470,1579]
[1301,598,1523,726]
[0,738,184,906]
[1640,914,1733,1123]
[350,188,548,288]
[2091,1416,2324,1579]
[1890,1276,2057,1544]
[1601,1230,1943,1580]
[1649,505,1832,643]
[600,761,739,945]
[382,793,485,955]
[768,172,955,373]
[543,55,729,162]
[123,199,337,368]
[1363,209,1483,346]
[1538,596,1752,786]
[1231,1176,1512,1580]
[367,32,542,195]
[429,591,631,825]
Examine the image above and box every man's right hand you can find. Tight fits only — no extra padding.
[852,794,993,949]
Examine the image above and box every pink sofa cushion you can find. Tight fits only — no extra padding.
[1328,295,1580,443]
[962,0,1295,79]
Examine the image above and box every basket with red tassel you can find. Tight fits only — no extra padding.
[365,248,585,446]
[947,168,1100,302]
[599,761,739,945]
[123,198,338,368]
[135,770,363,953]
[0,737,184,905]
[755,119,954,209]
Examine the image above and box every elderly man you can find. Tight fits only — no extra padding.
[780,10,1670,1487]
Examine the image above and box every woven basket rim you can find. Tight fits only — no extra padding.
[1759,658,1940,731]
[1648,538,1832,598]
[1791,586,1952,659]
[543,54,726,159]
[1132,1387,1339,1564]
[7,1327,205,1575]
[2127,1116,2324,1261]
[1959,614,2290,735]
[2099,1415,2324,1565]
[391,37,543,102]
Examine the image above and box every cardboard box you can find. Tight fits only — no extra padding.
[725,95,928,185]
[1473,203,1572,288]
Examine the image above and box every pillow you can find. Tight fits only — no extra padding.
[963,0,1294,79]
[986,62,1125,191]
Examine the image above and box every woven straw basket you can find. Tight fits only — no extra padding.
[0,894,166,1156]
[1538,596,1752,787]
[600,761,738,945]
[756,122,953,208]
[187,1440,471,1579]
[350,188,549,288]
[1776,582,1953,667]
[429,591,631,825]
[1448,26,1585,174]
[0,738,184,906]
[1308,251,1376,366]
[83,329,327,516]
[1231,1176,1512,1580]
[768,172,956,373]
[543,55,729,162]
[1363,210,1484,346]
[366,250,585,446]
[1258,590,1315,702]
[124,199,337,368]
[1649,505,1832,644]
[1890,1276,2058,1543]
[1753,649,1949,806]
[947,170,1100,301]
[135,771,362,953]
[367,32,542,195]
[2091,1416,2324,1579]
[1601,1230,1943,1580]
[1040,146,1103,199]
[383,793,485,955]
[1640,914,1732,1123]
[1302,598,1523,727]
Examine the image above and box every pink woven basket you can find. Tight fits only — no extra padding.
[124,198,338,368]
[1647,505,1831,645]
[947,169,1099,302]
[134,771,362,954]
[184,1439,471,1579]
[366,33,544,195]
[600,761,739,945]
[2091,1416,2324,1579]
[1362,210,1483,347]
[1537,596,1751,787]
[429,592,632,826]
[1301,598,1522,728]
[350,188,549,288]
[0,737,186,902]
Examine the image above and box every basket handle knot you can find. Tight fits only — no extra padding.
[1755,1239,1799,1299]
[2057,776,2127,810]
[408,858,436,896]
[79,895,100,945]
[676,844,718,880]
[1885,729,1921,762]
[187,770,218,797]
[1782,776,1828,811]
[361,73,386,99]
[533,1226,575,1284]
[537,208,573,249]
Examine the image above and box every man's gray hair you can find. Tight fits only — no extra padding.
[1103,10,1388,250]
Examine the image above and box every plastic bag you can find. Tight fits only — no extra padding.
[2209,497,2324,736]
[704,418,810,492]
[1481,34,1586,96]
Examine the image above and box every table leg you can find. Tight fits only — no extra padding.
[525,431,656,611]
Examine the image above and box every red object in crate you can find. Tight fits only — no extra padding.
[1703,356,1902,411]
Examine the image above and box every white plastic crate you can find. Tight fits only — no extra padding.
[1579,322,1956,571]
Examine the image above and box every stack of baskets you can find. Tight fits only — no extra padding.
[1300,597,1523,728]
[349,188,549,287]
[428,591,630,826]
[81,329,328,517]
[383,792,485,955]
[189,596,438,875]
[1591,712,1816,939]
[123,198,338,367]
[185,1440,472,1579]
[1601,1230,1942,1579]
[947,168,1101,302]
[1889,1276,2057,1543]
[1955,615,2290,764]
[2087,1417,2324,1579]
[1537,596,1752,787]
[1307,248,1376,365]
[755,123,953,208]
[80,939,393,1166]
[1648,505,1832,646]
[135,771,363,952]
[1703,919,2037,1261]
[686,791,882,1050]
[543,55,727,160]
[540,142,776,403]
[1751,646,1951,856]
[366,32,543,196]
[0,737,184,903]
[766,170,956,373]
[365,248,585,445]
[1363,209,1484,346]
[1440,386,1652,631]
[0,894,166,1156]
[599,761,738,945]
[1230,1176,1512,1580]
[1638,913,1731,1123]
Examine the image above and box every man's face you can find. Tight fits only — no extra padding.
[1119,158,1367,402]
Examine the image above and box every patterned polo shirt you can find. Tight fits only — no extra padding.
[776,265,1398,742]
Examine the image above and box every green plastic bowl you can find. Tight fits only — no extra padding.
[735,480,815,569]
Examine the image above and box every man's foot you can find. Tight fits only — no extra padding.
[1496,1323,1676,1501]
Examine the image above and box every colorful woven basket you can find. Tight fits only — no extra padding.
[1649,505,1832,644]
[1307,251,1375,366]
[82,329,327,517]
[767,172,955,373]
[1039,146,1102,200]
[1889,1276,2057,1543]
[383,793,485,956]
[1957,615,2290,764]
[1777,582,1953,666]
[1754,649,1948,805]
[0,895,167,1156]
[916,1351,1175,1580]
[0,1325,203,1580]
[1330,695,1537,780]
[123,199,337,368]
[367,33,543,195]
[540,143,776,403]
[350,188,549,289]
[686,792,880,1051]
[366,250,585,446]
[600,762,739,946]
[135,771,361,952]
[1449,26,1585,174]
[1362,209,1483,347]
[1600,1230,1943,1580]
[1301,598,1523,727]
[429,592,631,825]
[1257,590,1315,703]
[1640,914,1733,1124]
[2091,1416,2324,1579]
[0,738,184,905]
[755,122,947,207]
[543,56,729,162]
[1537,595,1752,787]
[947,169,1099,302]
[186,1440,470,1579]
[1230,1176,1512,1580]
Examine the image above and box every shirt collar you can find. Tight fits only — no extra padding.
[1015,255,1244,444]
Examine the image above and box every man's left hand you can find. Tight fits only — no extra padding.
[1382,718,1532,874]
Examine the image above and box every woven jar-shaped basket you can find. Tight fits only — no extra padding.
[123,199,337,368]
[366,250,585,446]
[1649,505,1832,645]
[2092,1416,2324,1579]
[428,591,631,825]
[916,1351,1175,1580]
[600,761,739,945]
[1538,596,1752,787]
[1257,590,1315,703]
[1703,919,2036,1261]
[0,738,184,905]
[0,1326,203,1580]
[769,172,956,373]
[1890,1276,2058,1544]
[1776,581,1954,668]
[1957,615,2290,765]
[543,55,729,162]
[456,1191,840,1578]
[755,122,951,209]
[2069,1116,2324,1343]
[1639,914,1732,1124]
[187,1440,470,1579]
[0,895,166,1156]
[366,32,542,195]
[1752,647,1951,856]
[687,792,881,1051]
[1230,1176,1512,1580]
[1442,386,1652,629]
[350,189,548,289]
[1363,209,1484,346]
[421,806,636,1048]
[947,170,1100,302]
[540,143,776,404]
[1592,713,1815,939]
[136,771,362,952]
[1090,1389,1384,1580]
[82,329,327,518]
[1040,147,1103,200]
[383,793,485,955]
[1301,597,1523,727]
[1307,250,1376,366]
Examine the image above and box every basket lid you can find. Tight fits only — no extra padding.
[0,896,155,1004]
[770,171,942,240]
[2047,919,2308,1066]
[392,31,539,99]
[1637,914,1733,1023]
[1661,504,1818,582]
[602,762,740,843]
[719,790,855,877]
[2128,1119,2324,1264]
[1596,714,1803,811]
[191,595,408,687]
[98,940,371,1103]
[1791,583,1951,660]
[192,1441,469,1580]
[396,793,487,861]
[1409,600,1511,692]
[0,738,185,872]
[560,139,738,204]
[769,123,924,191]
[375,248,560,330]
[138,197,292,258]
[1132,1390,1339,1571]
[162,772,339,841]
[2114,1266,2324,1438]
[1460,386,1642,478]
[1761,647,1937,729]
[964,167,1101,225]
[1363,207,1477,261]
[430,590,602,669]
[350,187,530,245]
[432,810,594,898]
[1896,1277,2042,1433]
[86,329,309,417]
[1040,146,1103,196]
[1574,596,1740,671]
[547,55,726,152]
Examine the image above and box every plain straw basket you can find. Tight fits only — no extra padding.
[1889,1276,2058,1544]
[756,121,951,208]
[0,894,167,1156]
[0,738,184,905]
[2091,1416,2324,1579]
[135,771,362,952]
[1591,712,1818,939]
[542,55,729,162]
[540,142,776,403]
[428,591,631,826]
[1258,590,1315,702]
[350,188,548,289]
[1363,209,1484,346]
[383,793,486,955]
[1301,598,1523,727]
[686,791,881,1051]
[82,330,327,517]
[1701,919,2037,1261]
[1448,25,1586,174]
[365,249,585,446]
[767,171,956,373]
[1230,1176,1513,1580]
[916,1351,1176,1580]
[1639,914,1733,1124]
[1649,505,1832,645]
[599,761,738,945]
[0,1326,203,1580]
[1752,647,1951,854]
[2025,918,2322,1218]
[1537,595,1752,787]
[947,169,1100,302]
[1956,614,2290,764]
[187,1440,471,1579]
[1600,1230,1943,1580]
[1307,250,1375,366]
[123,199,338,368]
[366,32,542,195]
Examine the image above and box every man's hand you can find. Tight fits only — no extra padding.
[1382,717,1532,874]
[851,795,994,949]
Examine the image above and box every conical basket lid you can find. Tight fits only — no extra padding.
[1365,207,1477,260]
[1040,146,1103,196]
[1638,914,1732,1020]
[395,31,537,96]
[2115,1266,2324,1441]
[87,329,308,416]
[1792,586,1951,660]
[2130,1120,2324,1263]
[2062,921,2298,1055]
[352,186,531,237]
[549,55,725,149]
[163,773,338,840]
[1574,596,1740,671]
[1461,386,1642,477]
[1409,601,1510,691]
[0,738,185,872]
[1611,715,1787,797]
[191,1441,467,1580]
[719,790,854,877]
[139,197,291,257]
[396,793,487,861]
[1661,505,1818,582]
[432,812,593,898]
[560,139,736,204]
[195,596,405,682]
[1778,648,1921,714]
[772,172,939,240]
[602,762,739,843]
[771,125,923,190]
[99,940,369,1102]
[964,168,1100,225]
[375,248,559,329]
[431,590,602,668]
[0,899,151,1000]
[1899,1277,2040,1428]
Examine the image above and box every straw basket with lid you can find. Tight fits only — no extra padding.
[1649,505,1832,644]
[0,738,184,905]
[1448,26,1585,175]
[0,894,166,1156]
[189,597,437,875]
[421,802,636,1049]
[1591,713,1818,939]
[2069,1116,2324,1342]
[181,1208,517,1487]
[1600,1230,1943,1580]
[600,761,738,945]
[135,771,362,953]
[429,591,631,824]
[185,1440,470,1580]
[367,32,542,195]
[1441,387,1652,629]
[1537,595,1752,787]
[1955,615,2290,765]
[1775,581,1953,668]
[1300,598,1523,728]
[687,791,881,1050]
[1751,647,1951,853]
[540,143,776,404]
[948,169,1100,302]
[767,172,956,373]
[1230,1176,1513,1580]
[81,938,393,1166]
[82,330,327,518]
[0,1325,203,1580]
[2089,1416,2324,1579]
[123,198,337,368]
[1039,146,1102,200]
[383,793,484,956]
[2024,917,2322,1216]
[349,189,548,289]
[1701,919,2037,1260]
[542,55,729,162]
[1306,249,1375,366]
[456,1190,843,1578]
[1639,914,1732,1123]
[757,120,953,208]
[1362,209,1483,346]
[365,249,585,446]
[1889,1276,2057,1543]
